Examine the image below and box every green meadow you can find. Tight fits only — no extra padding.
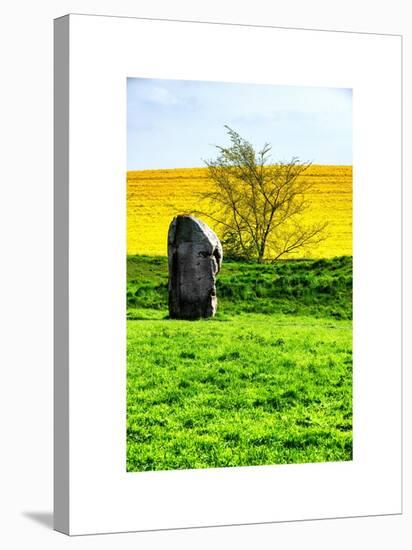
[126,255,352,472]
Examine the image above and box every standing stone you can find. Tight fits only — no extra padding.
[168,215,223,320]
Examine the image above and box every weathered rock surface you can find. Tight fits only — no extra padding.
[168,215,223,320]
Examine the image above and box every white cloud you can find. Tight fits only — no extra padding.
[146,86,179,105]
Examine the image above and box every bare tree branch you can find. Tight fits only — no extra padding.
[197,126,328,262]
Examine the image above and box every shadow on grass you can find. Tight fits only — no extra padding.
[127,314,231,322]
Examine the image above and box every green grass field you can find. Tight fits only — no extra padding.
[127,255,352,472]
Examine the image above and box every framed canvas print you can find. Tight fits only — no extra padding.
[54,13,402,536]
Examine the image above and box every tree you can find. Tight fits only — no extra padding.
[195,126,328,263]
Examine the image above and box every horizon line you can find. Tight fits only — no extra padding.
[127,163,353,173]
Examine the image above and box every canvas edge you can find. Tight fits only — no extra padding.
[53,14,70,536]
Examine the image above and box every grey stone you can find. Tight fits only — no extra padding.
[167,215,223,320]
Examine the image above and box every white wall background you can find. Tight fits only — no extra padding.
[0,1,410,548]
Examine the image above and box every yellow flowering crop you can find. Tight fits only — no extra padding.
[127,165,352,259]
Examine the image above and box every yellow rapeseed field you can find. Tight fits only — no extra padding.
[127,165,352,259]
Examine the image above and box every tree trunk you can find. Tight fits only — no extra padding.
[257,242,266,263]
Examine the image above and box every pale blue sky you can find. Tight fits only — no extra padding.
[127,78,352,170]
